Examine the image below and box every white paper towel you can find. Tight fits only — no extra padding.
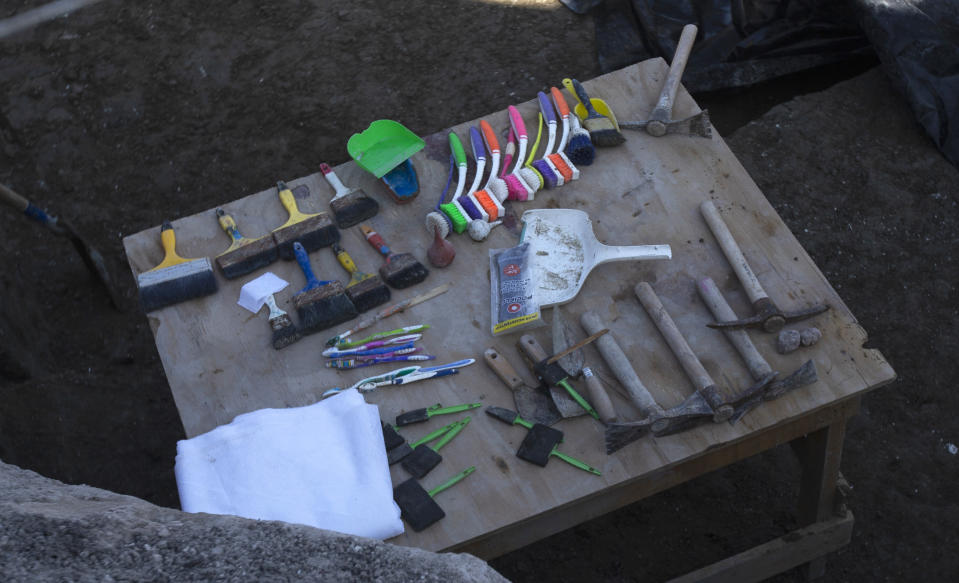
[174,389,404,539]
[237,272,289,313]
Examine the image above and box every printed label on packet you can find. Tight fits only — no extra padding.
[490,243,542,335]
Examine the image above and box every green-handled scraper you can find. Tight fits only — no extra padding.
[486,406,601,475]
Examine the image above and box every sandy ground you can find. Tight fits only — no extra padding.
[1,1,957,581]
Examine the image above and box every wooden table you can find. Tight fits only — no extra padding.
[123,60,895,581]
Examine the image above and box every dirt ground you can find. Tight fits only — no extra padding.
[1,1,956,581]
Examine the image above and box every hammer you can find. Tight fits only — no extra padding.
[620,24,711,139]
[697,277,818,422]
[701,200,830,332]
[635,282,734,432]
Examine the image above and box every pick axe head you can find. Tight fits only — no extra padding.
[650,390,723,437]
[765,359,817,401]
[708,297,830,333]
[604,419,654,454]
[727,371,778,424]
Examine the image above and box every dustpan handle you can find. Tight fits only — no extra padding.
[591,243,672,266]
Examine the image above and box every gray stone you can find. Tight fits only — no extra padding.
[0,460,508,583]
[776,329,801,354]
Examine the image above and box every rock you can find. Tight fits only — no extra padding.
[800,327,822,347]
[0,460,508,583]
[776,329,801,354]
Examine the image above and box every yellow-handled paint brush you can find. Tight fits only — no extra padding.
[137,221,218,312]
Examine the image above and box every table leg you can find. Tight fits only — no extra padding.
[791,397,858,580]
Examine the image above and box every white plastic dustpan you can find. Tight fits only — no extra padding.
[519,209,671,307]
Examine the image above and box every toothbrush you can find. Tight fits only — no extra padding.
[336,324,430,348]
[322,334,422,356]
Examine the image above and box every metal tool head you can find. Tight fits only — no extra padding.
[727,371,778,424]
[552,306,585,377]
[650,390,727,437]
[519,209,671,308]
[516,423,564,467]
[604,419,654,454]
[708,297,830,333]
[622,111,712,138]
[765,359,818,400]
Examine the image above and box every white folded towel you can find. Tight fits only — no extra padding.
[174,389,403,539]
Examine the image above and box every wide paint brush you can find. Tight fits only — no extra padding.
[291,241,357,334]
[566,78,625,147]
[360,224,429,289]
[271,180,340,260]
[485,407,601,475]
[320,163,379,228]
[137,221,218,312]
[331,242,391,312]
[393,466,475,532]
[213,208,278,279]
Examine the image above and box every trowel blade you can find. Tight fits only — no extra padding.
[552,306,584,377]
[514,386,563,427]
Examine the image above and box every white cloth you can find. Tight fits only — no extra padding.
[174,389,404,540]
[237,272,289,313]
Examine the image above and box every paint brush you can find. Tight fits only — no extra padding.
[401,416,471,478]
[360,224,429,289]
[393,466,476,532]
[566,78,625,147]
[320,163,380,228]
[504,106,534,201]
[271,180,340,260]
[213,208,278,279]
[137,221,218,312]
[331,241,391,313]
[291,241,357,334]
[396,402,482,427]
[548,87,581,180]
[263,293,301,349]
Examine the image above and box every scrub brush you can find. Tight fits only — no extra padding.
[531,91,563,189]
[561,79,596,166]
[479,120,508,203]
[425,154,455,238]
[520,112,545,196]
[548,86,580,181]
[503,105,533,201]
[438,132,470,233]
[460,126,489,222]
[471,124,506,221]
[425,154,456,268]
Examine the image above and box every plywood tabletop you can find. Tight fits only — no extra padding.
[123,59,895,554]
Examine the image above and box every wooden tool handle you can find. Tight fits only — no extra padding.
[0,182,29,211]
[518,334,548,362]
[700,200,768,304]
[696,277,774,380]
[483,348,524,391]
[652,23,698,121]
[634,282,715,393]
[332,243,359,276]
[583,367,617,423]
[360,224,391,257]
[580,310,663,416]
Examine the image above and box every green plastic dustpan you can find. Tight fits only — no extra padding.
[347,120,425,179]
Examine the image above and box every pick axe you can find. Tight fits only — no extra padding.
[635,282,734,433]
[697,277,818,422]
[620,24,711,138]
[701,200,829,332]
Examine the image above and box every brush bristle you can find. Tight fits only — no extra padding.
[504,174,530,201]
[519,167,542,196]
[270,314,302,350]
[274,214,340,260]
[487,178,508,202]
[439,203,468,234]
[294,282,357,334]
[473,190,500,220]
[216,237,279,279]
[565,133,595,166]
[346,276,391,313]
[425,212,450,238]
[548,154,574,183]
[330,194,380,229]
[379,253,429,289]
[531,159,558,189]
[583,117,626,147]
[138,259,218,312]
[457,196,482,220]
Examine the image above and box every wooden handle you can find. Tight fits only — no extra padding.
[700,200,768,304]
[651,23,698,121]
[583,367,618,423]
[518,334,548,362]
[483,348,524,392]
[580,310,663,416]
[696,277,774,380]
[0,182,29,211]
[634,282,715,392]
